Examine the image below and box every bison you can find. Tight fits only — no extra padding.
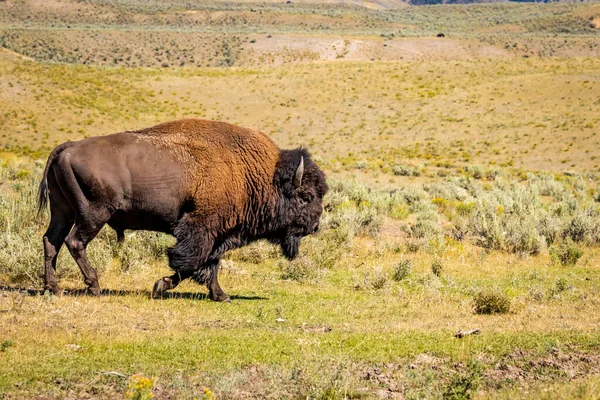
[38,119,328,301]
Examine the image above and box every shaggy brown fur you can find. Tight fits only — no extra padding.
[39,119,328,301]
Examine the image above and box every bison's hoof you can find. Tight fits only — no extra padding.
[152,278,173,298]
[210,292,231,303]
[44,285,62,296]
[88,286,101,296]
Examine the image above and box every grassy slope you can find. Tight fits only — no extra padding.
[1,56,600,175]
[0,0,598,70]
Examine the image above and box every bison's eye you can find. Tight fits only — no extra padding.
[300,192,313,204]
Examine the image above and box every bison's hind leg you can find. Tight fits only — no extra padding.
[43,215,73,295]
[42,171,74,295]
[64,214,109,296]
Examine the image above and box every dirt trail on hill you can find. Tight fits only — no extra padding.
[238,35,510,66]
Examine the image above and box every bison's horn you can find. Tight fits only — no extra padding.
[294,156,304,188]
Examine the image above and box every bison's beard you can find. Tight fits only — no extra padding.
[267,230,301,260]
[281,234,300,260]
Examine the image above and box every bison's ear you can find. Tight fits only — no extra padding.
[293,156,304,188]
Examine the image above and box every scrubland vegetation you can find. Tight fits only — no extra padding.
[2,0,600,398]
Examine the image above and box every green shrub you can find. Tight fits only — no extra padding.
[443,361,483,400]
[393,259,412,281]
[280,256,317,282]
[361,266,388,290]
[473,290,511,315]
[406,241,423,253]
[0,340,13,352]
[550,238,583,267]
[392,164,421,177]
[555,277,569,293]
[562,211,600,244]
[431,260,443,277]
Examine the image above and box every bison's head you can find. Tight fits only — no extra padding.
[271,148,328,260]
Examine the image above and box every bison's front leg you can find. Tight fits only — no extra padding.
[152,270,193,298]
[191,260,230,302]
[207,261,230,303]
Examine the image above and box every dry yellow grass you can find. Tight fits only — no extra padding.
[1,56,600,176]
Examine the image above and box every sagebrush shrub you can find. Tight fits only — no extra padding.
[362,266,388,290]
[392,164,420,177]
[393,259,412,281]
[423,181,469,201]
[411,214,440,239]
[229,241,279,264]
[550,238,583,266]
[473,290,511,315]
[431,260,443,277]
[466,183,548,255]
[280,256,317,281]
[464,165,484,180]
[562,211,600,244]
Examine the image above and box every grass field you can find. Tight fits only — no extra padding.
[3,154,600,399]
[2,56,600,175]
[2,0,600,398]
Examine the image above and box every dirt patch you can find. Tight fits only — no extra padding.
[357,349,600,398]
[477,24,528,34]
[245,36,511,65]
[487,348,600,384]
[361,364,404,397]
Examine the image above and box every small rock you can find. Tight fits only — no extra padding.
[455,329,481,339]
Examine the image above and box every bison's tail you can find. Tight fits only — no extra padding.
[38,142,73,216]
